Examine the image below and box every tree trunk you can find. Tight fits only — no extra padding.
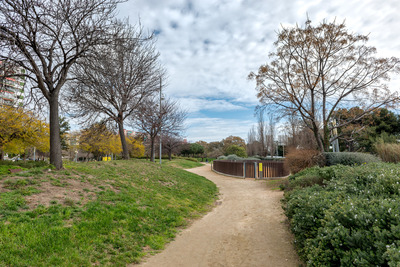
[0,150,4,160]
[312,123,324,152]
[49,96,63,170]
[117,118,129,160]
[168,150,172,161]
[323,124,330,152]
[150,138,155,162]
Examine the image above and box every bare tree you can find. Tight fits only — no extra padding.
[246,125,259,156]
[0,0,123,169]
[67,20,163,159]
[257,112,266,156]
[133,97,186,162]
[265,113,276,157]
[162,135,184,161]
[249,18,400,152]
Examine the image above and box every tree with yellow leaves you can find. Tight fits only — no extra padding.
[127,136,145,158]
[0,105,49,159]
[79,122,122,160]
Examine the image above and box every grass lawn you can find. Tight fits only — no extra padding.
[161,158,204,169]
[0,160,218,266]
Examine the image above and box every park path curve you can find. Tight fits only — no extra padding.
[134,164,301,267]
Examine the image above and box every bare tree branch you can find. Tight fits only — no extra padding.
[249,19,400,152]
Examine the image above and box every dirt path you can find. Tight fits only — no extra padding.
[134,164,301,267]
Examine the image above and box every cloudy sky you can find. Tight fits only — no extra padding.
[118,0,400,142]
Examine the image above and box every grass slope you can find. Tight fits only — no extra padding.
[0,160,217,266]
[162,158,204,169]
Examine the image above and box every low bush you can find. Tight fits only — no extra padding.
[284,149,325,174]
[283,162,400,266]
[217,155,266,161]
[375,142,400,163]
[323,152,380,166]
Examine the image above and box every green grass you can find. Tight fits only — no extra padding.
[265,178,288,191]
[0,160,218,266]
[161,158,204,169]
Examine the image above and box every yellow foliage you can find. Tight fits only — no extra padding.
[0,105,50,154]
[79,123,122,156]
[127,136,145,158]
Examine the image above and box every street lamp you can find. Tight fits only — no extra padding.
[159,77,162,165]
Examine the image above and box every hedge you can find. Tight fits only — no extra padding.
[283,162,400,266]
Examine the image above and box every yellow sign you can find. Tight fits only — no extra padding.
[102,157,111,161]
[259,163,263,172]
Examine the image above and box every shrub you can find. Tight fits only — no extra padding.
[286,165,340,190]
[217,155,264,161]
[284,149,325,174]
[283,162,400,265]
[323,152,380,166]
[375,142,400,163]
[225,145,247,158]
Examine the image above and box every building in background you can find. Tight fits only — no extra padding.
[0,61,25,107]
[123,129,136,137]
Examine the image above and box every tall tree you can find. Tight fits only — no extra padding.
[163,135,184,160]
[67,21,163,160]
[222,136,246,154]
[335,107,400,152]
[257,112,266,156]
[134,97,186,162]
[246,126,260,156]
[79,122,121,160]
[206,141,224,158]
[0,105,49,158]
[249,19,400,152]
[0,0,123,169]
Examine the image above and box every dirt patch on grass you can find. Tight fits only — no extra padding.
[0,174,103,209]
[25,179,98,209]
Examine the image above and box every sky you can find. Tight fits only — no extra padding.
[118,0,400,143]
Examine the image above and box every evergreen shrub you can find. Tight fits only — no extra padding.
[323,152,380,166]
[283,162,400,266]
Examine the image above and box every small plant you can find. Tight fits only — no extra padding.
[63,198,75,206]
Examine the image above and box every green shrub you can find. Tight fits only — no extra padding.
[224,145,247,158]
[286,165,340,190]
[283,162,400,265]
[375,142,400,163]
[323,152,380,166]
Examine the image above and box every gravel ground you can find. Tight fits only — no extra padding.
[133,164,301,267]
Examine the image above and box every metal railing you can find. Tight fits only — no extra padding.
[212,160,289,179]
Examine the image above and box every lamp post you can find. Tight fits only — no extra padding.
[159,77,162,165]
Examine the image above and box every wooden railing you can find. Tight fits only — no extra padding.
[212,160,289,179]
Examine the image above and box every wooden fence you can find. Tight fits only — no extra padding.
[212,160,289,179]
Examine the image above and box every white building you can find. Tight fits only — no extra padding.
[0,62,25,107]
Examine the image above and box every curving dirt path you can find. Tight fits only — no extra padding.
[134,164,301,267]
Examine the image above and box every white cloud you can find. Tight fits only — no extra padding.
[176,97,248,113]
[184,117,255,142]
[117,0,400,140]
